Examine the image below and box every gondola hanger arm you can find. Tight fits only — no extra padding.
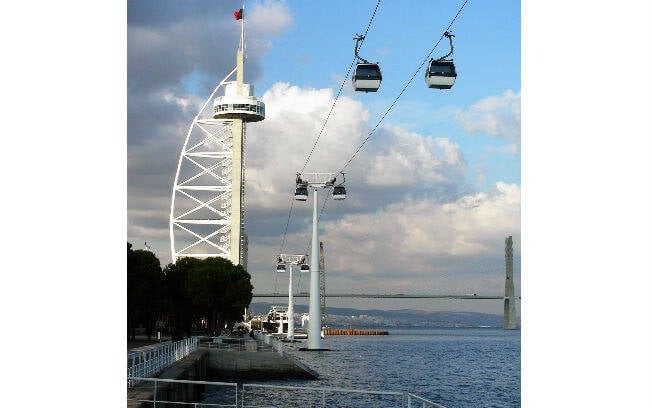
[353,34,371,64]
[436,31,455,61]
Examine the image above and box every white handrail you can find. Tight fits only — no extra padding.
[127,337,200,386]
[127,377,238,407]
[127,377,446,408]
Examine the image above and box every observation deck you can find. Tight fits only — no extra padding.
[213,82,265,122]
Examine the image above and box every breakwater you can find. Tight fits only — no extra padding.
[323,328,388,335]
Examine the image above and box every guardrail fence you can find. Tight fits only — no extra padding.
[127,378,446,408]
[127,337,199,386]
[127,377,238,407]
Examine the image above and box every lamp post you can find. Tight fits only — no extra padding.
[294,173,346,350]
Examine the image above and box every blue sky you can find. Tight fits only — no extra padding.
[252,0,521,189]
[180,0,521,189]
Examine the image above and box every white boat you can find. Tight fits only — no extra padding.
[261,306,290,334]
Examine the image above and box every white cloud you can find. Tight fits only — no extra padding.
[245,82,370,210]
[248,0,293,37]
[456,89,521,151]
[364,125,464,187]
[318,182,521,293]
[246,83,468,212]
[243,1,293,61]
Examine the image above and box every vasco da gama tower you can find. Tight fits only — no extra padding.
[170,7,264,268]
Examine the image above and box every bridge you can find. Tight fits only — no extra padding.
[255,236,519,329]
[252,293,510,300]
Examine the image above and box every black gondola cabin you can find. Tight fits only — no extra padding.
[425,59,456,89]
[353,63,382,92]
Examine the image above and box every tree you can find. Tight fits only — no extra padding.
[184,257,253,335]
[127,242,165,340]
[128,244,254,340]
[162,258,198,339]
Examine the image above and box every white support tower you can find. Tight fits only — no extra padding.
[170,6,264,266]
[319,242,326,326]
[294,173,341,351]
[276,253,309,341]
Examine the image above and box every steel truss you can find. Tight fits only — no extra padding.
[169,68,248,264]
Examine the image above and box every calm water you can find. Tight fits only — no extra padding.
[207,328,520,407]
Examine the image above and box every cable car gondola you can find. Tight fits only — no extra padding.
[294,174,308,201]
[276,263,286,272]
[352,34,382,92]
[426,31,457,90]
[333,185,346,200]
[300,264,310,272]
[294,186,308,201]
[353,63,382,92]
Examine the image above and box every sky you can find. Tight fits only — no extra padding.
[127,0,521,314]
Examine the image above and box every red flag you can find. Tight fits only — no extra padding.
[233,9,243,20]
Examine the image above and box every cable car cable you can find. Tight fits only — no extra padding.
[300,0,382,173]
[275,0,382,264]
[338,0,469,174]
[278,197,295,254]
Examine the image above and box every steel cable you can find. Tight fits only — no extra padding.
[300,0,383,173]
[276,0,383,261]
[338,0,469,174]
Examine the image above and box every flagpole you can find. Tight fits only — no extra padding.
[241,2,245,55]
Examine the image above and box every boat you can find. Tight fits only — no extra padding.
[261,306,290,334]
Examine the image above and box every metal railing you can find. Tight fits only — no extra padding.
[243,383,402,407]
[128,337,200,386]
[128,377,238,407]
[127,378,446,408]
[242,383,446,408]
[203,342,274,352]
[407,392,447,408]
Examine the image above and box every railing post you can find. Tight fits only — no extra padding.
[153,379,157,407]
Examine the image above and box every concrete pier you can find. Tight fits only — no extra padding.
[207,346,316,380]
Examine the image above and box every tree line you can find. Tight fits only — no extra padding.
[127,243,253,340]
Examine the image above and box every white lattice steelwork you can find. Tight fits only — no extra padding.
[170,7,263,266]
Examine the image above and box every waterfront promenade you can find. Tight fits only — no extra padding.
[127,333,317,407]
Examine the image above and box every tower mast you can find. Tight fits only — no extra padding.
[230,3,246,265]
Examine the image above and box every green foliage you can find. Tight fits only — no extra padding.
[127,243,165,340]
[127,242,254,339]
[183,257,254,334]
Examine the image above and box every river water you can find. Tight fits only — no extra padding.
[205,328,520,407]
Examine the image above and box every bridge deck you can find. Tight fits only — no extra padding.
[252,294,513,300]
